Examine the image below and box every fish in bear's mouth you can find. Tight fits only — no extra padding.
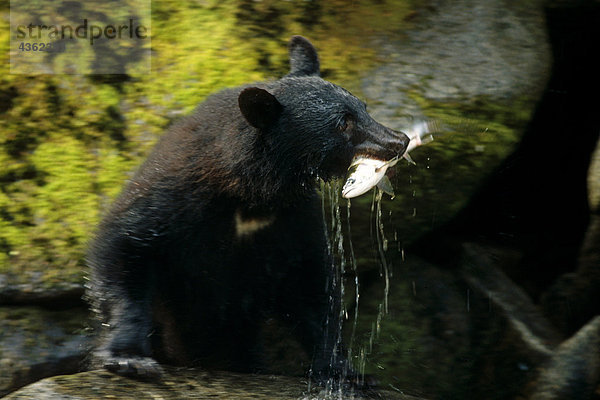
[341,120,440,199]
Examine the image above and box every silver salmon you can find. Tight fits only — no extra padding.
[341,120,439,199]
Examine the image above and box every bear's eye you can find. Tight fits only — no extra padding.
[337,115,350,132]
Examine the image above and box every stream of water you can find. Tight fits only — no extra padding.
[305,181,392,399]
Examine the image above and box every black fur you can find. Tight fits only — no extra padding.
[288,35,320,77]
[238,87,283,129]
[87,36,409,380]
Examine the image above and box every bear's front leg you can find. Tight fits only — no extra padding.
[93,292,163,378]
[275,199,352,384]
[304,289,349,384]
[278,251,350,383]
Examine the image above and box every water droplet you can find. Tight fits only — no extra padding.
[518,363,529,371]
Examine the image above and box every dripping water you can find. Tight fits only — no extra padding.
[314,180,344,398]
[360,186,394,387]
[308,180,395,398]
[311,180,361,399]
[374,188,390,316]
[345,198,361,387]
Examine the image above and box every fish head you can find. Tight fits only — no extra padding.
[341,158,388,198]
[339,118,409,198]
[340,119,410,197]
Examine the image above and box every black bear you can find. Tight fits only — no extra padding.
[87,36,409,380]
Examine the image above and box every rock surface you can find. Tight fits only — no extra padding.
[0,280,83,306]
[4,368,424,400]
[588,138,600,214]
[363,0,550,128]
[0,306,89,397]
[530,316,600,400]
[538,133,600,344]
[354,0,551,257]
[350,242,600,399]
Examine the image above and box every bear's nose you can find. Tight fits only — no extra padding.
[380,127,410,157]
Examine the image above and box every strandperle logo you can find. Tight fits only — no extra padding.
[9,0,151,75]
[16,19,149,45]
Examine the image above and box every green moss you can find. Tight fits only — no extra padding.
[0,0,421,287]
[378,91,533,246]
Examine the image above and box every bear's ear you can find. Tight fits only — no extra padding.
[288,35,320,77]
[238,87,283,129]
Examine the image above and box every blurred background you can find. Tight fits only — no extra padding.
[1,0,599,398]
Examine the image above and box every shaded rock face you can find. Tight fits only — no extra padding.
[413,1,600,330]
[342,3,599,398]
[350,243,600,399]
[530,316,600,400]
[385,2,600,398]
[363,0,550,128]
[588,142,600,214]
[539,132,600,348]
[0,306,89,398]
[404,0,550,101]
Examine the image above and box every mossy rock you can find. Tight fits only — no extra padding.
[4,368,425,400]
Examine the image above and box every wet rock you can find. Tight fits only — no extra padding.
[0,278,83,306]
[588,138,600,214]
[405,0,600,340]
[351,240,599,399]
[540,218,600,336]
[353,0,552,259]
[353,255,474,398]
[351,249,551,399]
[461,242,562,355]
[458,243,561,397]
[0,306,89,397]
[3,368,425,400]
[362,0,550,128]
[529,316,600,400]
[540,138,600,335]
[462,242,600,398]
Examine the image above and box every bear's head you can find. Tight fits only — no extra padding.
[238,36,409,184]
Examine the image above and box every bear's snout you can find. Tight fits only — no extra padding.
[354,121,410,161]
